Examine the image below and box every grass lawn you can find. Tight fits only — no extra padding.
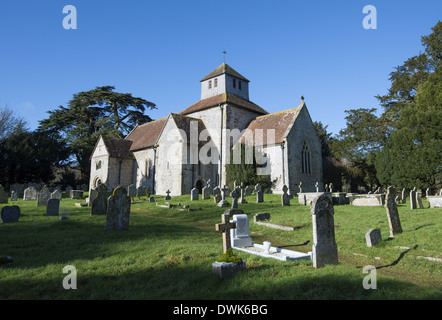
[1,192,441,300]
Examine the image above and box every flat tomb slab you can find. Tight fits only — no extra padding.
[233,243,312,262]
[348,194,385,206]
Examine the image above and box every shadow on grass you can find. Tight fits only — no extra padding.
[376,245,418,270]
[1,261,441,300]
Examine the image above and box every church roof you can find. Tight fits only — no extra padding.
[169,113,209,145]
[125,117,168,152]
[240,105,303,146]
[200,63,250,82]
[179,92,268,116]
[101,137,134,159]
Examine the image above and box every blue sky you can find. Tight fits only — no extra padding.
[0,0,440,136]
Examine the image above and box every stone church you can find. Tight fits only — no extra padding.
[89,63,323,195]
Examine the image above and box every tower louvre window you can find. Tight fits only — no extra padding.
[214,78,218,87]
[233,78,236,88]
[208,80,212,89]
[238,80,242,90]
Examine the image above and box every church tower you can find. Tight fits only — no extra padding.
[200,63,250,101]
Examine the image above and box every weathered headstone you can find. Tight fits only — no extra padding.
[50,190,62,200]
[217,185,230,207]
[215,213,237,253]
[365,229,382,247]
[244,186,251,196]
[416,192,424,209]
[164,189,171,201]
[105,186,131,231]
[256,190,264,203]
[70,190,83,200]
[0,185,8,204]
[127,184,137,198]
[1,206,20,223]
[10,191,18,202]
[231,187,240,209]
[311,194,338,268]
[10,183,24,198]
[37,186,51,207]
[148,196,155,203]
[91,184,108,215]
[230,214,252,248]
[281,185,290,206]
[239,183,247,204]
[213,186,221,198]
[401,188,406,204]
[46,198,60,216]
[202,186,210,200]
[190,188,199,201]
[385,186,403,237]
[137,186,147,198]
[410,188,417,209]
[23,187,38,201]
[253,212,270,223]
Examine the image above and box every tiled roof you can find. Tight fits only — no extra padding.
[200,63,250,82]
[240,106,303,146]
[101,137,134,159]
[125,117,168,152]
[179,93,268,116]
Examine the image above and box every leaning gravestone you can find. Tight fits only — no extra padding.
[385,186,403,237]
[37,186,51,207]
[91,184,108,216]
[46,198,60,216]
[105,186,131,231]
[401,188,407,204]
[1,206,20,223]
[190,188,199,201]
[311,194,338,268]
[365,229,382,247]
[416,192,424,209]
[0,185,8,204]
[23,187,38,201]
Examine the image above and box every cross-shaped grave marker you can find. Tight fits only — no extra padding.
[215,213,237,253]
[165,189,171,201]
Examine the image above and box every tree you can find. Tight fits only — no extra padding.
[0,105,27,142]
[376,21,441,122]
[330,108,387,191]
[375,66,442,189]
[39,86,156,180]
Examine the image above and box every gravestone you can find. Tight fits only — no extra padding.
[0,185,8,204]
[164,190,171,201]
[190,188,199,201]
[10,183,24,198]
[254,212,270,223]
[365,229,382,247]
[105,186,131,231]
[202,186,210,200]
[70,190,83,200]
[23,187,38,201]
[298,182,303,194]
[214,194,221,204]
[315,182,319,193]
[137,186,147,198]
[10,191,18,202]
[148,196,155,203]
[217,185,230,207]
[65,185,73,195]
[329,183,333,193]
[215,213,237,253]
[255,184,263,203]
[311,194,338,268]
[239,183,247,204]
[401,188,406,204]
[91,184,108,215]
[51,190,62,200]
[416,192,424,209]
[385,186,403,237]
[213,186,221,198]
[88,188,98,206]
[37,186,51,207]
[230,214,253,248]
[1,206,20,223]
[231,187,240,209]
[46,198,60,216]
[281,185,290,206]
[127,184,137,199]
[410,188,417,209]
[244,186,251,196]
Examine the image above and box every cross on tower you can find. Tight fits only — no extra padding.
[215,213,237,253]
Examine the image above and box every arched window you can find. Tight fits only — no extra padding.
[96,160,102,170]
[302,142,311,174]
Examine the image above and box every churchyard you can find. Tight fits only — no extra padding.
[0,189,441,300]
